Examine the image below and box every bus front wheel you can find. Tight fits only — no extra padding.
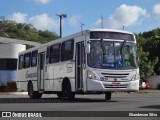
[105,92,112,100]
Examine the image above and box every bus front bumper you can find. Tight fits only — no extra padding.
[87,79,139,92]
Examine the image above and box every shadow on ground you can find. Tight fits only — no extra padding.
[0,98,118,103]
[139,105,160,109]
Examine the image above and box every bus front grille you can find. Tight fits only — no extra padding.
[101,73,129,78]
[103,84,128,88]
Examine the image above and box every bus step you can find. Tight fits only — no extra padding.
[39,91,44,93]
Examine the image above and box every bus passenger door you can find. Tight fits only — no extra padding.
[76,42,84,91]
[38,52,45,91]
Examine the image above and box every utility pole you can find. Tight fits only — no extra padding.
[80,22,84,34]
[80,22,84,31]
[101,15,103,28]
[56,13,67,38]
[122,25,125,31]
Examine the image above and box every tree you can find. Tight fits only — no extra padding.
[136,32,159,79]
[0,19,59,44]
[138,45,158,79]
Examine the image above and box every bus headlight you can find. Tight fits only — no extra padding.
[132,73,140,81]
[87,70,99,80]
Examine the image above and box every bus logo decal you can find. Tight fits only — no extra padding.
[25,71,37,78]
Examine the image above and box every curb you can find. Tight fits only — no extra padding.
[0,92,28,95]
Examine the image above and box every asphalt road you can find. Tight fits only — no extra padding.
[0,92,160,120]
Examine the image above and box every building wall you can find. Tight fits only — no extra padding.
[0,43,26,86]
[0,43,26,58]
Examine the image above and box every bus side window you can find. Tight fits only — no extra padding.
[61,39,74,61]
[50,43,60,63]
[18,55,24,70]
[31,50,38,67]
[24,53,31,68]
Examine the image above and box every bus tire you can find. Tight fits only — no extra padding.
[62,80,75,100]
[35,92,42,99]
[57,92,63,99]
[28,82,42,99]
[105,92,112,100]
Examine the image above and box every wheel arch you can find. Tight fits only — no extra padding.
[62,77,73,92]
[27,80,33,91]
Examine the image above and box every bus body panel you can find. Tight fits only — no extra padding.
[86,67,139,92]
[17,67,38,91]
[43,60,76,92]
[87,80,139,92]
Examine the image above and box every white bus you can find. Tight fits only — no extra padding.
[17,29,139,100]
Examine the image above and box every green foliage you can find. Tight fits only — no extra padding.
[138,45,153,79]
[136,28,160,79]
[0,19,59,44]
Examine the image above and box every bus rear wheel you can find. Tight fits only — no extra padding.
[105,92,112,100]
[28,82,42,99]
[57,92,63,99]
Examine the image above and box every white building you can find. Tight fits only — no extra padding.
[0,37,41,86]
[0,42,26,85]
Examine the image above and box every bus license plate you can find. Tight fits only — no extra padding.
[112,82,121,86]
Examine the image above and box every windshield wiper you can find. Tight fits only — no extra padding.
[100,38,106,62]
[120,40,126,59]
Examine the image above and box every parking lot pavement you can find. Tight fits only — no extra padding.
[0,92,160,120]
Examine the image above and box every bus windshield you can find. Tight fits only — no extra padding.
[87,40,138,69]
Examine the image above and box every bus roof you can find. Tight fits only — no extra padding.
[18,29,134,55]
[88,29,134,35]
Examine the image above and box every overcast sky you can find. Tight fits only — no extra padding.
[0,0,160,37]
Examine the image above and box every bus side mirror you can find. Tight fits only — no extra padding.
[86,42,90,54]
